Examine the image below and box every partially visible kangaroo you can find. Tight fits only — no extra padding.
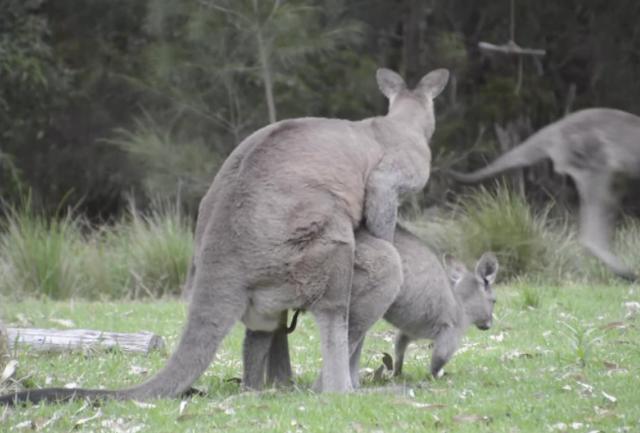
[0,67,449,405]
[244,226,499,389]
[449,108,640,281]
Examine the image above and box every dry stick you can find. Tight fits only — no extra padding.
[477,41,546,57]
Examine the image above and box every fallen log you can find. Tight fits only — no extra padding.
[7,327,165,355]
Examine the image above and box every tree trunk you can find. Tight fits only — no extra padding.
[402,0,422,84]
[253,0,277,124]
[257,31,277,124]
[494,118,529,196]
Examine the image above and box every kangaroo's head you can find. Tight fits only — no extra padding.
[444,252,499,330]
[376,68,449,140]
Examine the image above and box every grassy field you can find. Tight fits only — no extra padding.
[1,282,639,433]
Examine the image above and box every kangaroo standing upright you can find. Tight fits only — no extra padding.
[244,226,499,389]
[0,67,449,405]
[449,108,640,281]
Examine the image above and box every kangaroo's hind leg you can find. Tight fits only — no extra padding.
[242,328,274,390]
[266,312,294,387]
[573,169,637,281]
[306,238,356,393]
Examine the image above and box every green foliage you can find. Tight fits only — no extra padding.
[520,285,542,309]
[433,31,467,72]
[0,151,25,206]
[0,0,145,217]
[0,200,192,300]
[107,200,193,298]
[404,184,584,282]
[110,0,368,210]
[0,202,85,299]
[2,0,640,219]
[449,183,554,280]
[406,187,640,284]
[109,116,221,206]
[559,321,602,369]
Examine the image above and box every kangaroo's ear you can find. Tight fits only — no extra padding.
[475,252,499,284]
[376,68,406,100]
[416,68,450,99]
[443,253,467,285]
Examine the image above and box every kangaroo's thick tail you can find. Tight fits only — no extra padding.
[0,275,247,406]
[448,131,550,184]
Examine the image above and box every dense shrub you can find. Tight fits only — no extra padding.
[405,183,640,284]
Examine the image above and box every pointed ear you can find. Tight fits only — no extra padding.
[376,68,406,100]
[475,252,499,284]
[443,253,467,285]
[416,68,450,99]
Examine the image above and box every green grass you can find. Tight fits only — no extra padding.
[1,282,639,432]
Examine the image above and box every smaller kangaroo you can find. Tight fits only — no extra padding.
[243,226,498,388]
[387,242,498,378]
[449,108,640,281]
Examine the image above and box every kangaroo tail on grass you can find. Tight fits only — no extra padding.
[0,276,247,406]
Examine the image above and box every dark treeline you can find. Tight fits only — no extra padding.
[2,0,640,220]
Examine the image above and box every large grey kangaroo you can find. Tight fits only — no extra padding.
[449,108,640,282]
[0,67,449,405]
[244,226,499,390]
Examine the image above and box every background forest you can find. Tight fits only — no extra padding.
[2,0,640,298]
[3,0,640,218]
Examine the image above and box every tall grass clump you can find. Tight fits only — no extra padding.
[0,199,194,300]
[0,204,85,299]
[445,183,571,281]
[107,200,193,298]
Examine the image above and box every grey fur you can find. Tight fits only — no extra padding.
[449,108,640,281]
[244,226,498,389]
[242,311,293,389]
[388,244,498,377]
[0,67,448,405]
